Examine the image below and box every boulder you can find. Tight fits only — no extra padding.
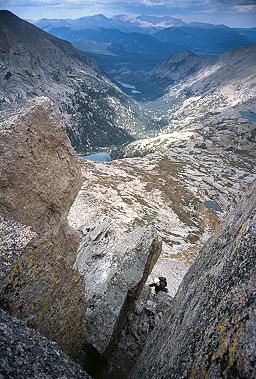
[130,180,256,379]
[0,97,85,358]
[0,97,82,263]
[74,218,162,358]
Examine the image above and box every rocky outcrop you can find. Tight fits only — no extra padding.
[0,96,82,263]
[0,309,91,379]
[74,218,162,364]
[0,97,86,358]
[130,180,256,379]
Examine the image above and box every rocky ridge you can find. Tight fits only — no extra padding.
[142,44,256,129]
[115,50,209,100]
[130,179,256,379]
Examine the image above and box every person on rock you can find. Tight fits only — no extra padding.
[149,277,168,294]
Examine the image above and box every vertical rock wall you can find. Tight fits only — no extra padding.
[130,181,256,379]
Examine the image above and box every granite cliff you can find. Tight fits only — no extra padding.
[130,180,256,379]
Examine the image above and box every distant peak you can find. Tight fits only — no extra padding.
[0,10,17,18]
[91,14,109,19]
[187,22,230,29]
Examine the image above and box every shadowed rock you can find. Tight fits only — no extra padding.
[0,309,91,379]
[130,180,256,379]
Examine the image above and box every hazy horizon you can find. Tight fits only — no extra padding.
[1,1,256,28]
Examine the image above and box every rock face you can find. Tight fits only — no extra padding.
[0,217,37,287]
[1,237,86,359]
[74,218,162,361]
[0,10,150,152]
[0,96,82,263]
[130,180,256,379]
[0,309,91,379]
[0,97,86,358]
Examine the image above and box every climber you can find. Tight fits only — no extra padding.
[149,277,168,294]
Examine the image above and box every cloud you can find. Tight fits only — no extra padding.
[1,0,255,12]
[1,0,255,26]
[233,4,256,12]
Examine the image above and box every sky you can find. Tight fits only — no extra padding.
[1,0,256,27]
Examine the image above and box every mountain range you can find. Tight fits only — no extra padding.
[32,13,256,85]
[33,14,186,34]
[0,10,154,153]
[1,10,256,153]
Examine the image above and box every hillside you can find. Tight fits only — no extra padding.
[118,44,256,127]
[0,10,151,152]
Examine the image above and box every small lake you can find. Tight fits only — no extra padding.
[240,111,256,123]
[204,200,223,213]
[80,152,112,162]
[118,81,141,94]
